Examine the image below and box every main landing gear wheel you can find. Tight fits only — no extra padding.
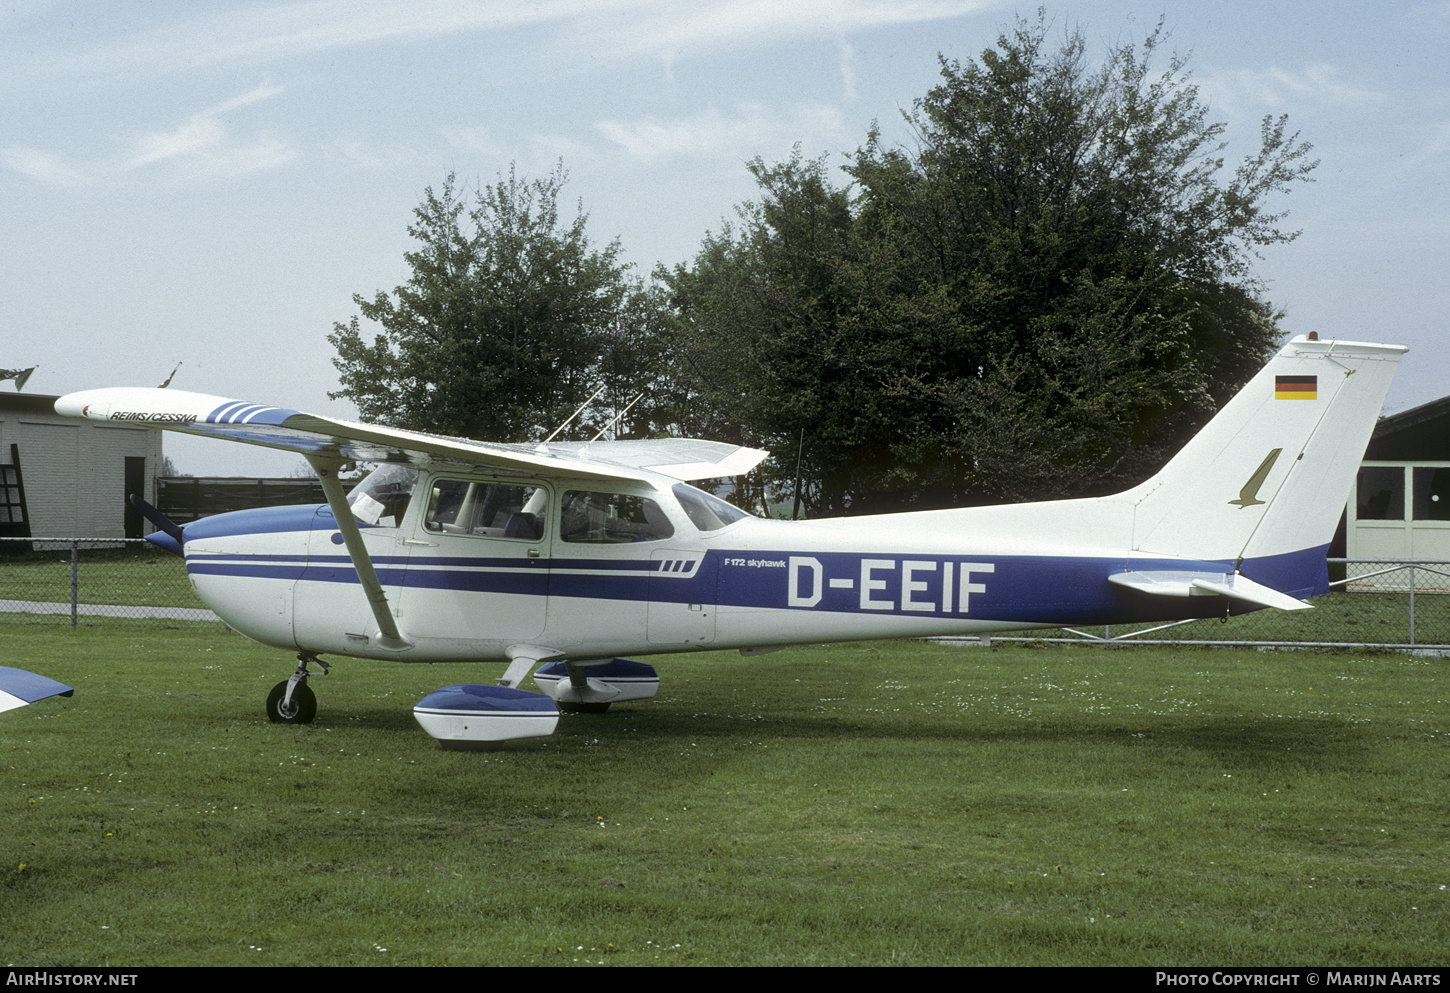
[266,679,317,724]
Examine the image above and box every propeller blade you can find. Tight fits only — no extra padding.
[129,494,185,556]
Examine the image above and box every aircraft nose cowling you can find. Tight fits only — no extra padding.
[180,504,323,653]
[180,504,325,543]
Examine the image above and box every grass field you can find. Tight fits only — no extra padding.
[1091,591,1450,647]
[2,625,1446,966]
[0,546,203,610]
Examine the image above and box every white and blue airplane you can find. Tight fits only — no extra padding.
[54,335,1403,744]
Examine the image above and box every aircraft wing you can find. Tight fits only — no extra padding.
[541,438,768,480]
[53,388,767,483]
[0,667,74,715]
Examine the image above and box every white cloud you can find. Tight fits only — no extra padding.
[592,0,989,60]
[205,81,288,116]
[839,38,858,102]
[596,102,847,161]
[442,125,499,156]
[439,126,593,183]
[125,117,230,171]
[0,145,89,186]
[1199,62,1386,116]
[3,1,987,88]
[1,82,295,185]
[2,1,582,85]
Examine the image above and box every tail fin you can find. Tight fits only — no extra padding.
[1126,336,1404,590]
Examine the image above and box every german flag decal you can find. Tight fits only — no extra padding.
[1275,375,1317,400]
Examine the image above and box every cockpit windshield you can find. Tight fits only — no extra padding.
[346,464,418,527]
[672,483,754,531]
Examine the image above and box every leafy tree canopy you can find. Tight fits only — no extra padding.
[330,165,655,443]
[666,13,1315,515]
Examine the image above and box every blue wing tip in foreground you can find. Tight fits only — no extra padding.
[0,667,74,713]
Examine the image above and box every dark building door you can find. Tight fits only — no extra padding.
[124,457,146,539]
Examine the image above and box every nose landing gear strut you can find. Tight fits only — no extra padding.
[266,654,329,724]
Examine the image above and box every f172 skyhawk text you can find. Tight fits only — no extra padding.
[56,335,1404,746]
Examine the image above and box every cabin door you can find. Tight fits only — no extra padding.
[394,477,551,650]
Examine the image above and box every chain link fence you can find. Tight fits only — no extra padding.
[946,559,1450,650]
[0,538,222,631]
[2,539,1447,648]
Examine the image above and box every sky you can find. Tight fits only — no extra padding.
[3,0,1447,476]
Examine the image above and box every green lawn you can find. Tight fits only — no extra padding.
[1092,591,1450,647]
[2,627,1446,966]
[0,546,203,609]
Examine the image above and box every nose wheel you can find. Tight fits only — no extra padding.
[266,679,317,723]
[266,654,328,724]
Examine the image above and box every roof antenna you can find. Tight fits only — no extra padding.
[589,393,644,442]
[540,384,607,445]
[791,428,805,520]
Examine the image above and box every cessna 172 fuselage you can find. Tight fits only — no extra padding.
[55,335,1405,740]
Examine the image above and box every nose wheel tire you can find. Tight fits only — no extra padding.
[266,680,317,724]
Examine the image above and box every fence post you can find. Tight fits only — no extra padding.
[69,540,78,628]
[1409,564,1416,647]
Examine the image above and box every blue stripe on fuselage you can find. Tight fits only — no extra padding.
[178,504,1330,626]
[712,546,1325,625]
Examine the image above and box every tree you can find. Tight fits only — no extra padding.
[656,153,863,514]
[329,165,652,442]
[667,14,1315,514]
[843,14,1313,503]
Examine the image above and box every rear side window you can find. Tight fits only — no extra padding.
[673,483,751,531]
[560,490,673,543]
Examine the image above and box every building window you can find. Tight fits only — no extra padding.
[1356,466,1404,521]
[1413,467,1450,522]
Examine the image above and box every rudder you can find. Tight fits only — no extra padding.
[1126,336,1405,580]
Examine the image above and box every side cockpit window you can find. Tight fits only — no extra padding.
[424,480,547,541]
[672,483,752,531]
[347,464,419,528]
[560,490,673,543]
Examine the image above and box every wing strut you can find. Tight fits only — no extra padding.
[307,454,411,651]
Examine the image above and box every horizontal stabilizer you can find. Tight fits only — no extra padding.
[1108,570,1312,611]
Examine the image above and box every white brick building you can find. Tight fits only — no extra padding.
[0,392,163,541]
